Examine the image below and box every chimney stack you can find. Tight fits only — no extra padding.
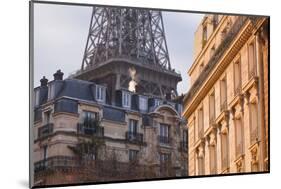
[40,76,48,87]
[53,69,64,80]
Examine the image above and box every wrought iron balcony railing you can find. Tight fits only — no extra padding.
[158,135,170,145]
[34,156,79,172]
[77,123,104,137]
[37,123,54,139]
[125,132,143,143]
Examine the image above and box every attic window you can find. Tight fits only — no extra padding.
[122,91,131,108]
[96,85,106,102]
[139,96,148,111]
[34,89,40,106]
[48,83,55,100]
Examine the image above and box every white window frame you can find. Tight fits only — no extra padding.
[48,83,55,100]
[155,99,162,107]
[34,89,40,106]
[139,96,148,111]
[96,85,106,102]
[122,91,131,108]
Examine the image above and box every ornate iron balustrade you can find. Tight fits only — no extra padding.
[125,132,144,143]
[77,123,104,137]
[34,156,79,172]
[37,123,54,139]
[158,135,170,145]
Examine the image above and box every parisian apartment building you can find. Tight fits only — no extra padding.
[32,8,188,186]
[183,15,269,176]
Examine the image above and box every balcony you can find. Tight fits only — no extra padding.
[179,141,188,152]
[158,135,170,145]
[37,123,54,139]
[34,156,79,172]
[125,132,143,143]
[77,123,104,137]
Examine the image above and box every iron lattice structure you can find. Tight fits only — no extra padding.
[81,7,172,71]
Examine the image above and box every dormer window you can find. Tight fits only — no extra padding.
[34,88,40,106]
[48,82,55,100]
[96,85,106,102]
[122,91,131,108]
[155,99,162,107]
[139,96,148,111]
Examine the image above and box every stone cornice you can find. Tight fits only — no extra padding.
[183,17,266,119]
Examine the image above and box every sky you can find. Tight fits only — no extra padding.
[34,3,204,95]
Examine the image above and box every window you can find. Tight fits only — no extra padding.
[129,150,138,161]
[221,28,227,42]
[96,85,106,102]
[209,92,215,123]
[44,111,51,124]
[199,62,204,73]
[197,147,205,175]
[34,89,40,106]
[202,25,207,48]
[182,130,188,151]
[155,99,162,107]
[250,102,258,144]
[129,119,138,134]
[234,59,241,95]
[82,111,98,127]
[177,104,183,115]
[235,118,243,157]
[160,153,170,164]
[210,45,216,58]
[220,77,227,111]
[248,42,256,78]
[221,131,229,170]
[198,108,204,139]
[209,144,216,174]
[43,145,48,161]
[213,15,219,30]
[139,96,148,111]
[122,91,131,108]
[159,124,170,144]
[48,83,55,100]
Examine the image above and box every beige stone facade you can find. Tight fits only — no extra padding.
[183,14,269,176]
[33,93,187,185]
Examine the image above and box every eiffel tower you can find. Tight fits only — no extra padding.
[73,6,182,104]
